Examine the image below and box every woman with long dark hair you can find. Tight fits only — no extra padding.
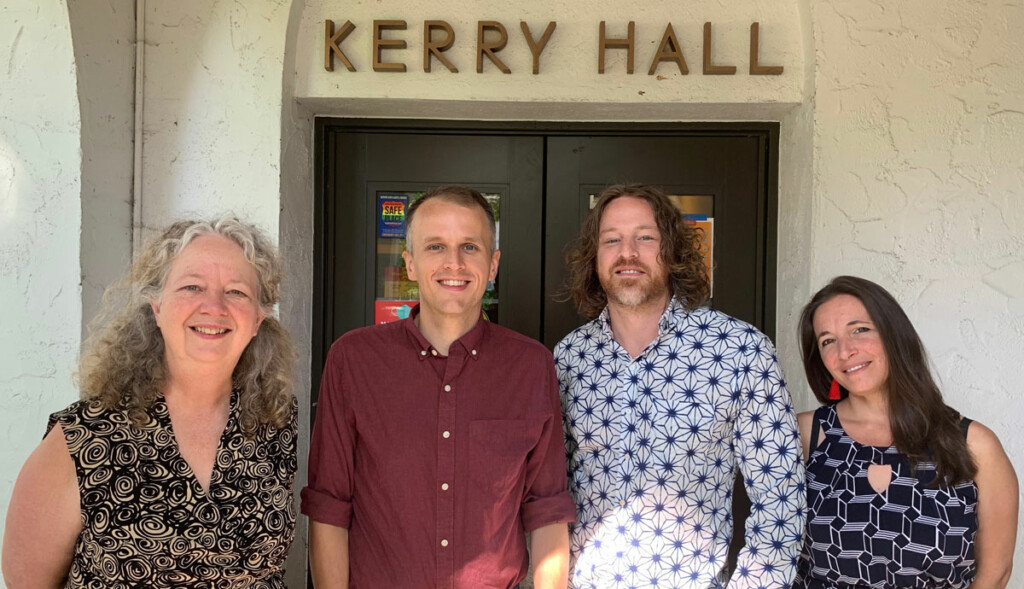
[794,275,1017,589]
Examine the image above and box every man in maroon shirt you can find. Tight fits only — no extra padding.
[302,185,576,589]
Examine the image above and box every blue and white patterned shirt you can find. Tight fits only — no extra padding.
[555,298,805,589]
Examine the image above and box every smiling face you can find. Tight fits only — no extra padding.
[596,196,670,310]
[812,294,890,399]
[151,234,265,376]
[402,198,500,325]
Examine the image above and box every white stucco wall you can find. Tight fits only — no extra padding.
[140,0,291,237]
[0,0,82,573]
[810,0,1024,571]
[69,0,135,334]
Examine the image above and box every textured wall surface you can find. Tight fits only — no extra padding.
[0,0,82,574]
[140,0,291,238]
[68,0,135,335]
[810,0,1024,572]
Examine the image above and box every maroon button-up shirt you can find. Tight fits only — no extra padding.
[301,312,576,589]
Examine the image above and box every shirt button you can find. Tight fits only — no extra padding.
[442,431,450,439]
[444,384,451,392]
[471,349,477,355]
[420,350,427,356]
[441,483,449,491]
[440,539,449,547]
[431,349,438,356]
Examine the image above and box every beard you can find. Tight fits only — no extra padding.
[600,259,669,309]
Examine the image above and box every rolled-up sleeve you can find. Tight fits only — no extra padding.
[301,341,356,528]
[521,356,577,532]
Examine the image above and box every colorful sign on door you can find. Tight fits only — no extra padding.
[378,194,409,238]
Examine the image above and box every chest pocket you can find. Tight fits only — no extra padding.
[469,420,531,495]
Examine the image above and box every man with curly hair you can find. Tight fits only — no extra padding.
[555,184,805,588]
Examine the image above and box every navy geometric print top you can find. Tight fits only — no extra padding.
[555,298,806,589]
[795,405,978,589]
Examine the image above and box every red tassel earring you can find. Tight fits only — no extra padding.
[828,379,841,401]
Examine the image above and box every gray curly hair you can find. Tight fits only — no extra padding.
[78,216,296,434]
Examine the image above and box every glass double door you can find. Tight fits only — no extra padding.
[318,123,776,355]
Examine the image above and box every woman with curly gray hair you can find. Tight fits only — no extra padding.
[2,216,298,588]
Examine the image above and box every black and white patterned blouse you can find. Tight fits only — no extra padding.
[795,404,978,589]
[47,392,297,588]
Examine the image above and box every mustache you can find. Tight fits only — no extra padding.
[610,258,651,273]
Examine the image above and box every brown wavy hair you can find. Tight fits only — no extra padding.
[564,184,710,320]
[78,216,296,435]
[798,275,976,486]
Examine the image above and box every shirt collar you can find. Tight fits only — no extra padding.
[596,296,688,341]
[403,304,487,361]
[659,296,688,334]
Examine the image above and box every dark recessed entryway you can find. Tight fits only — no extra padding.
[314,120,778,365]
[311,118,780,582]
